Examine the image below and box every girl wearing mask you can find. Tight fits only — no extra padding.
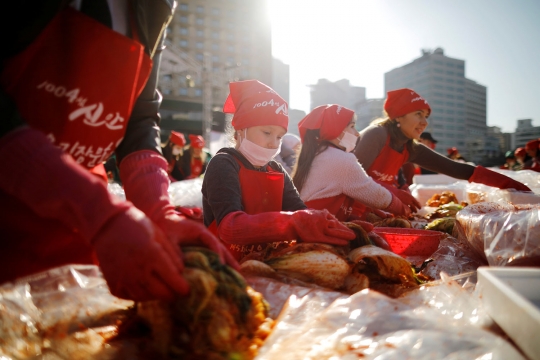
[202,80,357,262]
[292,104,411,221]
[353,88,530,210]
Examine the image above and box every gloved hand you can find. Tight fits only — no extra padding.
[94,207,189,301]
[377,180,421,213]
[0,128,188,301]
[347,219,374,233]
[469,165,531,191]
[290,209,357,245]
[384,193,411,217]
[217,209,356,246]
[119,150,238,270]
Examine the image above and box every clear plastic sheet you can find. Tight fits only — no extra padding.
[418,234,488,280]
[244,276,348,319]
[167,177,203,207]
[455,201,540,266]
[0,265,133,360]
[255,272,525,360]
[107,178,204,207]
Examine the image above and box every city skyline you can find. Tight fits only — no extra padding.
[268,0,540,133]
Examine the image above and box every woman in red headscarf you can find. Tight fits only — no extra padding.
[202,80,358,262]
[523,139,540,172]
[291,104,410,221]
[181,134,212,179]
[354,88,530,212]
[162,130,186,181]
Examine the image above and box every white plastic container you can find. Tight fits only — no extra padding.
[477,267,540,360]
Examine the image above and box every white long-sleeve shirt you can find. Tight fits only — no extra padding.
[299,146,392,209]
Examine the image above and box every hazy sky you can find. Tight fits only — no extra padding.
[268,0,540,133]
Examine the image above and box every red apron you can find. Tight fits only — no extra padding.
[0,8,152,282]
[188,157,204,179]
[367,135,409,187]
[209,159,286,261]
[305,195,369,222]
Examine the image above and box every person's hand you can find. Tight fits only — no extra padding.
[155,213,239,271]
[377,181,421,213]
[291,209,356,245]
[119,150,238,270]
[347,219,374,233]
[94,207,190,301]
[469,165,531,191]
[384,193,412,217]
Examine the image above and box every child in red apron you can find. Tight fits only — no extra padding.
[202,80,357,262]
[0,1,233,301]
[292,104,411,221]
[353,88,530,213]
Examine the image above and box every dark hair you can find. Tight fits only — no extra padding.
[292,129,331,193]
[370,116,420,153]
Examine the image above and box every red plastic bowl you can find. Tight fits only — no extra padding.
[372,227,442,256]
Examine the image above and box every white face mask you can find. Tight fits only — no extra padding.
[238,129,281,166]
[338,131,358,152]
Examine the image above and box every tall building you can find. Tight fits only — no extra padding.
[309,79,366,111]
[355,99,384,131]
[384,48,487,162]
[272,58,290,104]
[158,0,272,137]
[514,119,540,149]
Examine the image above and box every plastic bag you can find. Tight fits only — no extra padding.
[419,234,487,279]
[455,201,540,266]
[0,265,133,360]
[107,178,203,207]
[244,276,347,319]
[255,272,524,359]
[168,177,203,207]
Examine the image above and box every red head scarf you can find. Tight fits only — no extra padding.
[384,88,431,119]
[189,134,205,149]
[223,80,288,131]
[298,104,355,142]
[525,139,540,151]
[447,147,458,156]
[170,131,186,147]
[515,147,526,158]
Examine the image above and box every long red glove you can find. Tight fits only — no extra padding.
[384,193,411,217]
[217,209,356,246]
[0,127,188,300]
[469,166,531,191]
[119,150,238,270]
[377,180,421,213]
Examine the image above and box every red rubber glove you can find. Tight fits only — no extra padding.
[94,207,189,301]
[469,166,531,191]
[0,128,188,301]
[347,219,374,233]
[377,180,421,213]
[384,193,411,217]
[119,150,238,270]
[217,209,356,246]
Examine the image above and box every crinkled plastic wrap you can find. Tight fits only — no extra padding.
[255,272,524,359]
[244,276,347,319]
[455,201,540,266]
[0,265,133,360]
[107,178,203,207]
[419,234,488,279]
